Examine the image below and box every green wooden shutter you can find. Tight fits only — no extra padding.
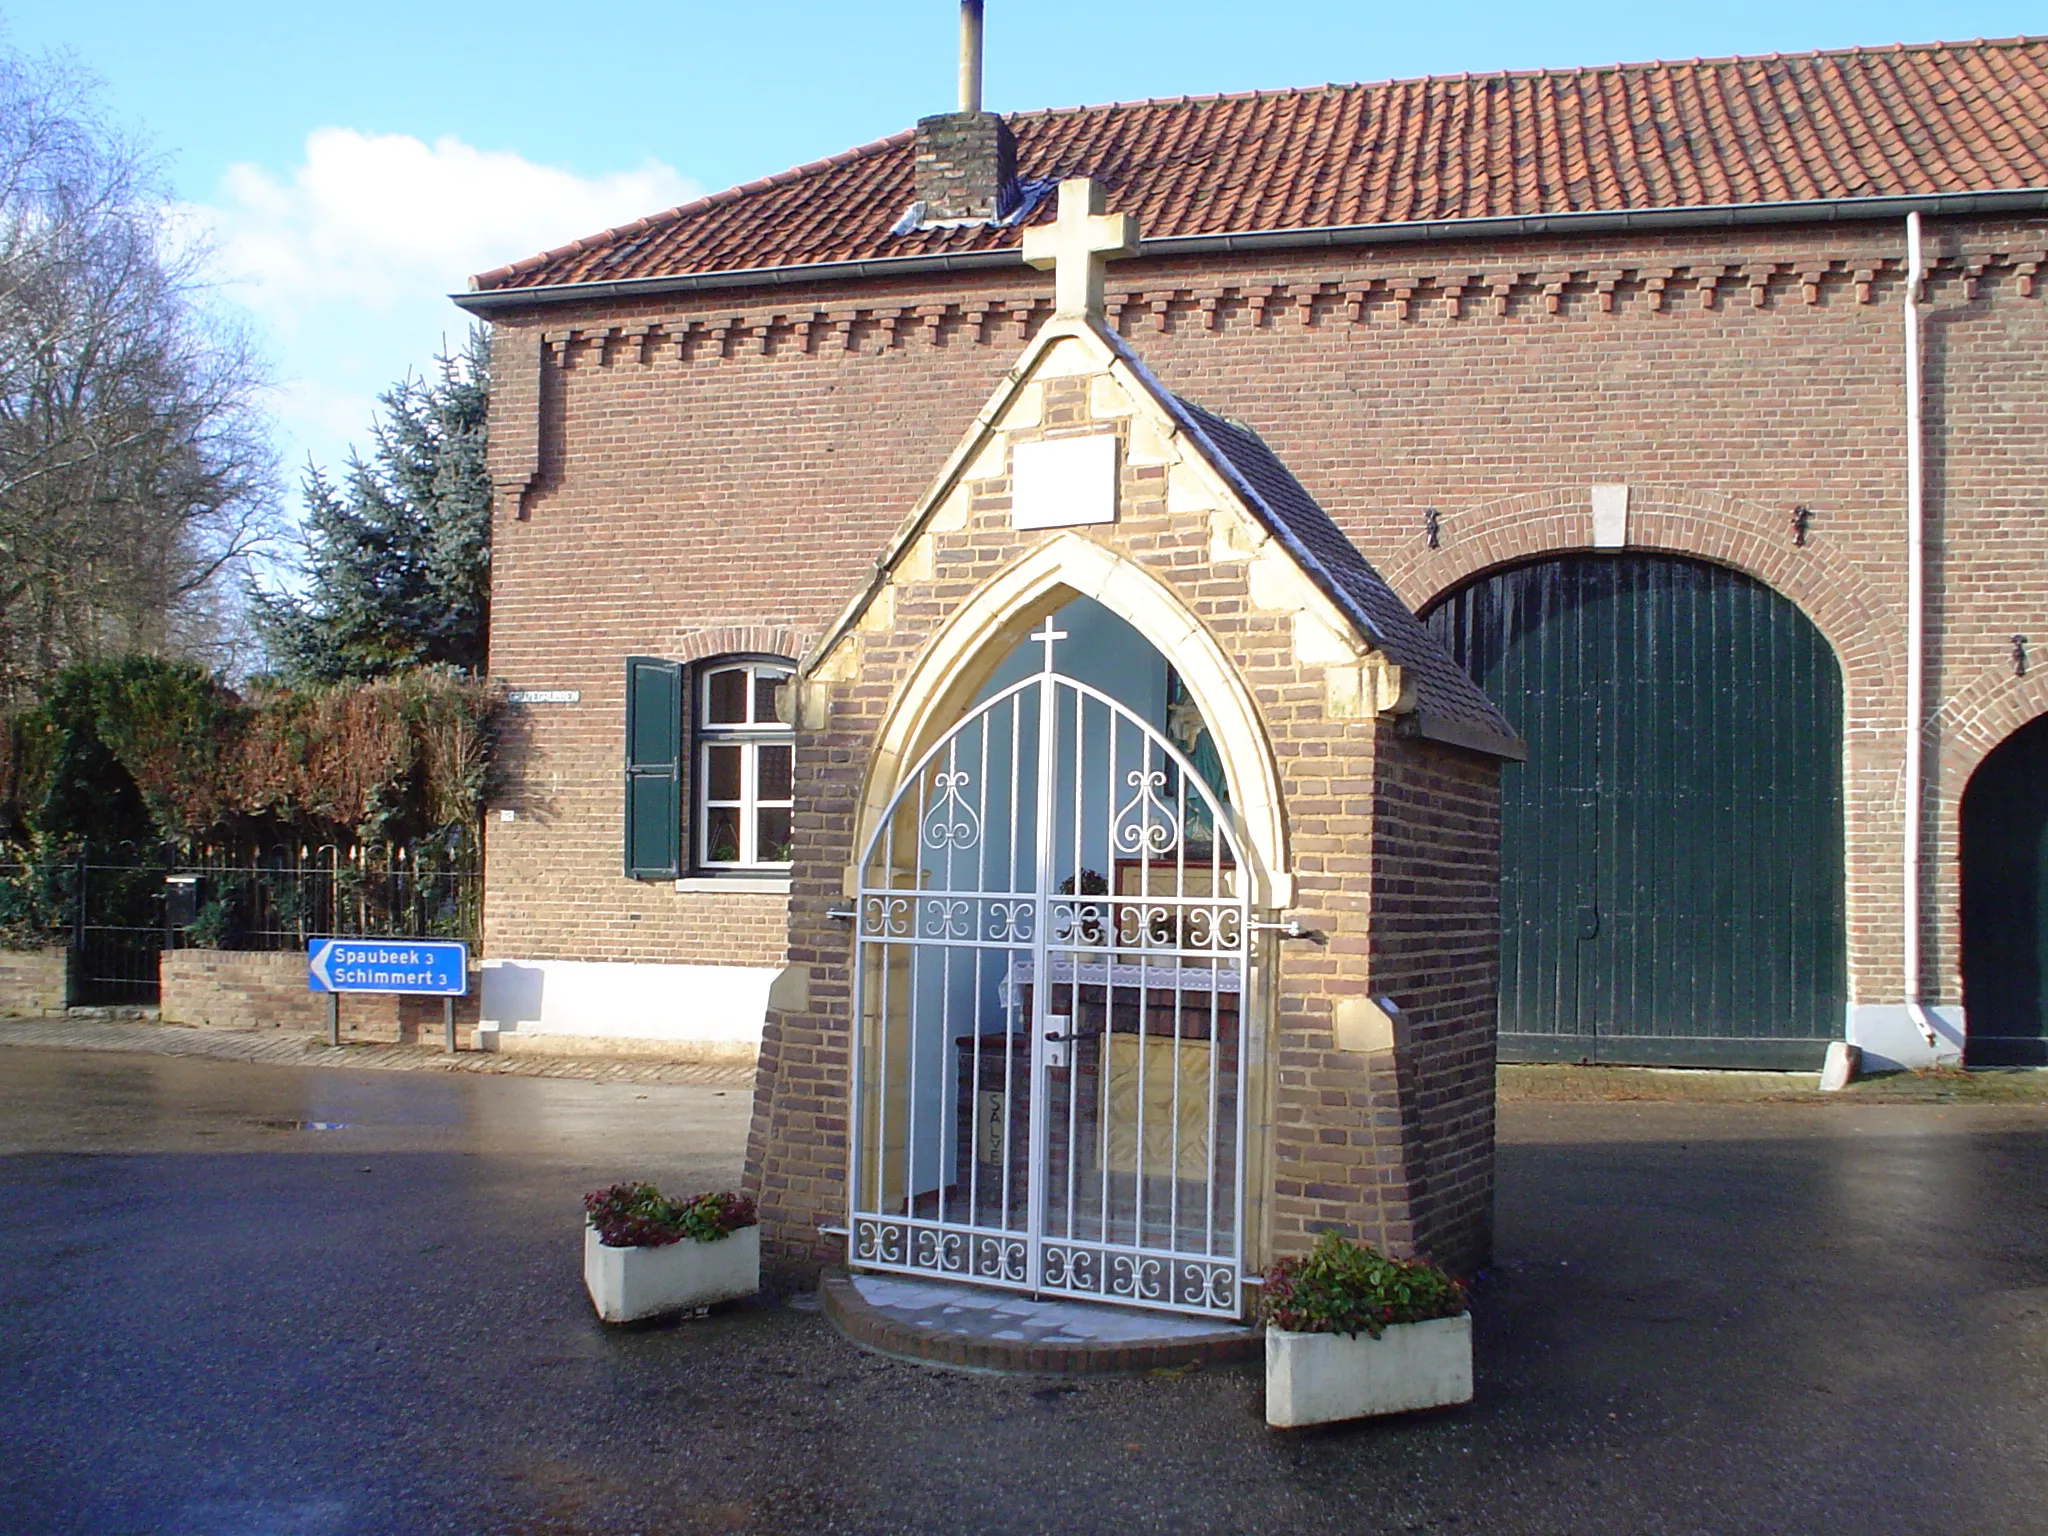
[624,657,683,879]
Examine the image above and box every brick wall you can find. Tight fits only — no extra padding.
[1367,736,1503,1272]
[0,947,66,1016]
[160,951,483,1046]
[481,214,2048,1017]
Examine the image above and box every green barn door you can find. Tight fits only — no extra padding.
[1426,555,1846,1068]
[1961,715,2048,1066]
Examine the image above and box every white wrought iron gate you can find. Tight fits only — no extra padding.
[850,623,1251,1318]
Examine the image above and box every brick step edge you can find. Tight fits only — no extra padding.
[819,1269,1261,1376]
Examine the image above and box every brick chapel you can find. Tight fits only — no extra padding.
[456,31,2048,1299]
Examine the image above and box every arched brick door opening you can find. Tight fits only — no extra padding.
[1960,713,2048,1067]
[1423,553,1847,1068]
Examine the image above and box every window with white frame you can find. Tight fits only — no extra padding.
[695,658,795,871]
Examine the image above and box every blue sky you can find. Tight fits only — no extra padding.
[2,1,2039,501]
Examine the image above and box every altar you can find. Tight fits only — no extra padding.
[950,951,1243,1250]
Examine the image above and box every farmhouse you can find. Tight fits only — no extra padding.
[457,33,2048,1292]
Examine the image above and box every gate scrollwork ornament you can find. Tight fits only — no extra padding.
[1113,767,1181,857]
[913,1227,966,1273]
[919,896,972,939]
[921,769,982,852]
[985,900,1034,943]
[861,895,911,937]
[854,1219,904,1264]
[976,1237,1027,1283]
[1108,1253,1165,1301]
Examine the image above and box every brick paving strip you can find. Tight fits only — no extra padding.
[0,1017,755,1088]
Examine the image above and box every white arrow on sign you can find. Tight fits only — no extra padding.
[309,940,336,990]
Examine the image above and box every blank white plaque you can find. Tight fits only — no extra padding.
[1011,434,1120,530]
[1591,483,1630,548]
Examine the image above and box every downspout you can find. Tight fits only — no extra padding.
[1902,211,1939,1051]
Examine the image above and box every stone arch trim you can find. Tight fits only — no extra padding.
[1378,485,1898,690]
[666,624,806,666]
[848,532,1293,908]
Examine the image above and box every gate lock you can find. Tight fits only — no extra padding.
[1042,1013,1076,1069]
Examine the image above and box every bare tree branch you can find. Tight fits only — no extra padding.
[0,42,280,702]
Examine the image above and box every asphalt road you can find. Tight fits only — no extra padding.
[1,1046,2044,1535]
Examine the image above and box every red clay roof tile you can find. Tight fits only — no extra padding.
[473,38,2048,293]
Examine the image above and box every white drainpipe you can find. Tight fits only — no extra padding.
[1902,212,1939,1051]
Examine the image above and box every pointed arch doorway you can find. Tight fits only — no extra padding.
[849,599,1251,1318]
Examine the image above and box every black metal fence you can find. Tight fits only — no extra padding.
[1,843,480,1006]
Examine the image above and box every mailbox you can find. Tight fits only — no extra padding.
[164,874,200,928]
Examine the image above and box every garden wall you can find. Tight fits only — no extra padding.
[0,946,67,1015]
[159,950,483,1047]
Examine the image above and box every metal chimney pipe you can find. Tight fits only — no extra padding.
[959,0,984,114]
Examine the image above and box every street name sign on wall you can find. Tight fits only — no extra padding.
[308,939,469,995]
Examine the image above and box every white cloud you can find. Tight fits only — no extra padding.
[194,128,698,493]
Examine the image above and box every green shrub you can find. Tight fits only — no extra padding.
[1261,1230,1467,1338]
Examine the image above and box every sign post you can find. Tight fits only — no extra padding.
[308,939,470,1052]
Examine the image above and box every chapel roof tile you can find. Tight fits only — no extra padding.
[472,37,2048,294]
[1082,330,1520,757]
[1164,394,1525,760]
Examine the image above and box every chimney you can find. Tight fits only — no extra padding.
[911,1,1017,223]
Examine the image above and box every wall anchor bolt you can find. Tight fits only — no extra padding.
[1423,506,1442,550]
[1791,505,1813,546]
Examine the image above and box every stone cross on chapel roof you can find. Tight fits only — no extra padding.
[1022,178,1141,320]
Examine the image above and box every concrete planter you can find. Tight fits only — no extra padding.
[582,1224,760,1323]
[1265,1314,1473,1427]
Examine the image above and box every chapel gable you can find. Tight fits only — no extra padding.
[745,182,1518,1303]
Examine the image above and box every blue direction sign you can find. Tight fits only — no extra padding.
[308,939,468,996]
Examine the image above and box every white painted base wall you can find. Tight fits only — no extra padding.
[1846,1003,1966,1072]
[478,958,778,1063]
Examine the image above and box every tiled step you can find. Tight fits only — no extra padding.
[821,1269,1259,1375]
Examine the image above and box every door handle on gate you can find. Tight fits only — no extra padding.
[1044,1031,1082,1042]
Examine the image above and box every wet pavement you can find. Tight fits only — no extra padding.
[1,1046,2045,1535]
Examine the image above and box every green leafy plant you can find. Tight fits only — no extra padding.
[1261,1230,1467,1339]
[583,1182,758,1249]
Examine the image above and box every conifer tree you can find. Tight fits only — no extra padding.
[256,329,489,680]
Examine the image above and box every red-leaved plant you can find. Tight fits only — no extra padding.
[583,1182,757,1248]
